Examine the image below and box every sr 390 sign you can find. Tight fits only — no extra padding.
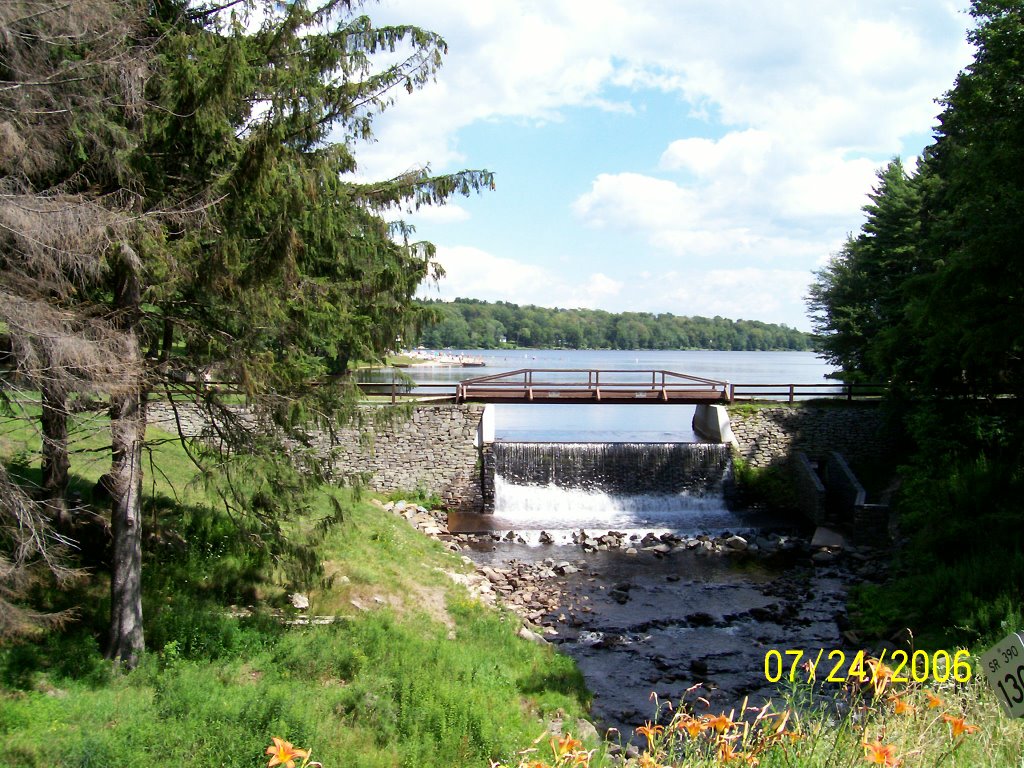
[980,631,1024,718]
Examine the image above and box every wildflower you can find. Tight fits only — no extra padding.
[758,709,795,747]
[266,737,309,768]
[551,733,582,757]
[887,695,915,716]
[862,741,899,766]
[866,658,895,696]
[862,739,900,767]
[924,691,943,709]
[635,722,664,749]
[801,658,817,683]
[718,740,759,765]
[637,753,665,768]
[941,714,980,739]
[702,712,735,733]
[671,714,705,738]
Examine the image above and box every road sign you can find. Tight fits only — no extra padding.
[980,631,1024,718]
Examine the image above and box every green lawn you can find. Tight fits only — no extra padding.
[0,406,592,767]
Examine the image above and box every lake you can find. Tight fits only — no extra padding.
[362,349,835,442]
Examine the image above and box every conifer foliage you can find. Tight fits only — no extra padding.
[1,0,492,663]
[807,0,1024,399]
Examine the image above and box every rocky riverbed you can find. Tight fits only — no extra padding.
[375,498,891,741]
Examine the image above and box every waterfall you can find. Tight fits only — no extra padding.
[488,441,739,538]
[492,442,730,495]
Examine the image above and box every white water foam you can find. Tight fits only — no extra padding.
[490,476,742,538]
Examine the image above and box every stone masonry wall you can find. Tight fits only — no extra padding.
[329,404,484,513]
[728,404,895,469]
[147,400,486,513]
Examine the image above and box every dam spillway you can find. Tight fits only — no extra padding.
[492,441,730,495]
[484,441,739,537]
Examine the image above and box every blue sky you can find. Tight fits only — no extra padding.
[347,1,975,331]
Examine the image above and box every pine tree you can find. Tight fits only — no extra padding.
[98,0,493,665]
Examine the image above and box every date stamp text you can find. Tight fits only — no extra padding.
[763,649,973,685]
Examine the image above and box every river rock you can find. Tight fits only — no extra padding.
[609,588,630,605]
[724,535,748,551]
[289,592,310,610]
[811,549,839,564]
[811,526,846,549]
[575,718,600,744]
[518,626,549,645]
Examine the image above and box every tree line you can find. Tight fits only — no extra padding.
[0,0,488,664]
[807,0,1023,646]
[416,299,812,351]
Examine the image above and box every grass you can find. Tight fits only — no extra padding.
[0,405,591,767]
[3,402,1023,768]
[497,665,1024,768]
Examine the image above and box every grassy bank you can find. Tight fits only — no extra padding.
[3,407,1023,767]
[0,409,591,767]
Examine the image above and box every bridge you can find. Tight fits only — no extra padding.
[357,368,885,404]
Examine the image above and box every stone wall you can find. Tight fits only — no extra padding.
[329,404,485,513]
[728,404,895,468]
[147,400,486,513]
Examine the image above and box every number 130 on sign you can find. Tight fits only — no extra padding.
[980,631,1024,718]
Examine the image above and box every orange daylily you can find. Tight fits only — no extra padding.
[758,708,796,746]
[887,695,915,715]
[862,739,901,767]
[718,740,759,765]
[637,753,666,768]
[702,712,736,733]
[266,737,309,768]
[671,714,705,738]
[551,733,582,757]
[800,658,817,683]
[866,658,895,696]
[924,691,943,709]
[635,722,664,748]
[941,713,980,739]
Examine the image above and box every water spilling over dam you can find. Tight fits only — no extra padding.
[466,441,745,540]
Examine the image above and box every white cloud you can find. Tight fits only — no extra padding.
[422,246,817,328]
[572,170,840,266]
[349,1,974,326]
[356,1,971,176]
[407,203,471,225]
[660,130,775,178]
[419,246,618,308]
[658,268,815,326]
[420,246,554,302]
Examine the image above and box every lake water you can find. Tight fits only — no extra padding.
[364,349,835,442]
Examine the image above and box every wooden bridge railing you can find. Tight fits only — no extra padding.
[455,368,730,403]
[728,382,887,403]
[356,370,887,404]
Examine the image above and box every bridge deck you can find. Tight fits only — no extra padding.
[456,368,730,404]
[357,368,886,404]
[459,387,729,404]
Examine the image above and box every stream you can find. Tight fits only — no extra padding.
[448,437,884,741]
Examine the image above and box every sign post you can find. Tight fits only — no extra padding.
[980,631,1024,718]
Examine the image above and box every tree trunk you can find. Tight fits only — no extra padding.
[40,382,70,528]
[105,380,147,667]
